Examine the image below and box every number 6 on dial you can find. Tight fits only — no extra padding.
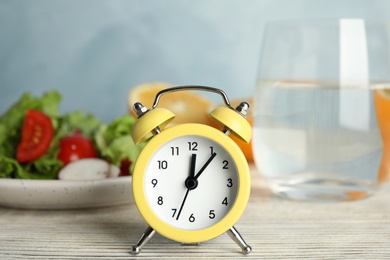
[130,86,252,255]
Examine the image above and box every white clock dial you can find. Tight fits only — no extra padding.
[144,135,239,230]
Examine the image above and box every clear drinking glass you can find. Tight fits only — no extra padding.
[253,19,390,201]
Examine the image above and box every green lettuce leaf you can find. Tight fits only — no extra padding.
[0,91,61,159]
[0,157,24,179]
[0,91,63,179]
[95,114,145,173]
[55,110,102,140]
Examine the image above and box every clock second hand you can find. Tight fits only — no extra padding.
[176,152,217,221]
[176,188,190,221]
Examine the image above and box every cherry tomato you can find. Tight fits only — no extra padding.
[17,110,54,163]
[57,131,98,165]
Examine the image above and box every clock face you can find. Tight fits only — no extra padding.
[144,135,239,230]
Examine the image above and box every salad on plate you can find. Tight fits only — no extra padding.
[0,90,144,180]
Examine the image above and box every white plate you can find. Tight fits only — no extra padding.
[0,177,132,209]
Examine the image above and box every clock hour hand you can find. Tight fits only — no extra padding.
[185,154,198,190]
[194,152,217,180]
[189,154,196,179]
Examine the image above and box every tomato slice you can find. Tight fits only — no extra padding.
[16,110,54,163]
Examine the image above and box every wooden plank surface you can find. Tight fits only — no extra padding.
[1,166,390,259]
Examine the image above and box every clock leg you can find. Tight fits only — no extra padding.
[131,226,156,255]
[226,226,252,255]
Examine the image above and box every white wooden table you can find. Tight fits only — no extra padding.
[1,165,390,259]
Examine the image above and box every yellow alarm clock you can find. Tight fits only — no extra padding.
[130,86,252,255]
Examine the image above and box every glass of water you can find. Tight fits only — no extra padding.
[253,19,390,201]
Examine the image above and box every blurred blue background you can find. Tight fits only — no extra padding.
[1,0,389,122]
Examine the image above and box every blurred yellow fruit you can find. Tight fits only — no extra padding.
[375,89,390,183]
[344,191,369,201]
[128,83,254,162]
[208,98,254,162]
[128,82,213,125]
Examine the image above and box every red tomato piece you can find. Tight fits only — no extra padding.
[57,131,98,165]
[17,110,54,163]
[119,158,132,176]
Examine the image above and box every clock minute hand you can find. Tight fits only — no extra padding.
[194,152,217,180]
